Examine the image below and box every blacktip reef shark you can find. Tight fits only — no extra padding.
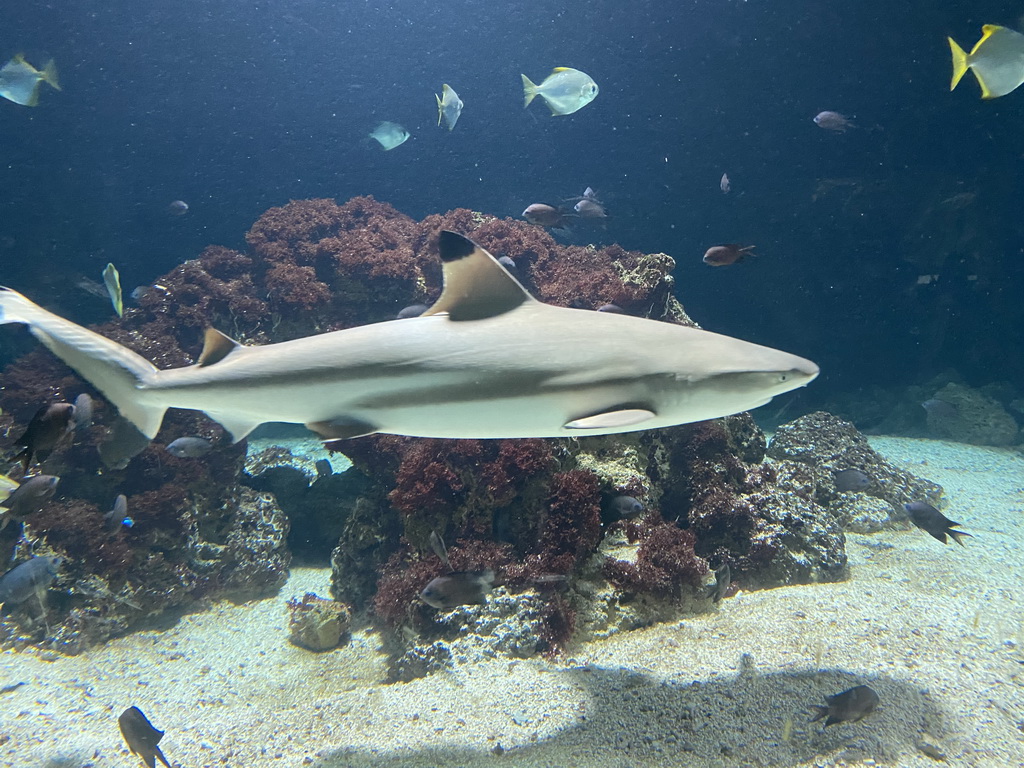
[0,232,818,444]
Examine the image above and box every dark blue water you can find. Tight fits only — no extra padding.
[2,0,1023,400]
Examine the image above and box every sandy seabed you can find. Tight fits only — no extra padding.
[2,436,1024,768]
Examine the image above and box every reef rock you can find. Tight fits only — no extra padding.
[287,592,352,652]
[924,382,1019,446]
[767,411,943,533]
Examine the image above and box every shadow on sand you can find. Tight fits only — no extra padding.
[313,664,945,767]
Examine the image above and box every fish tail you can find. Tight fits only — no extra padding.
[41,59,60,91]
[521,74,538,108]
[808,705,828,723]
[0,287,165,439]
[948,37,970,91]
[949,529,972,546]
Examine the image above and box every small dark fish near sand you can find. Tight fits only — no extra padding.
[810,684,879,727]
[72,393,94,431]
[708,563,731,603]
[13,402,76,469]
[0,474,59,530]
[314,459,333,478]
[703,244,755,267]
[905,501,971,546]
[834,468,871,493]
[0,555,62,606]
[118,706,172,768]
[596,303,623,314]
[420,570,495,609]
[165,436,212,458]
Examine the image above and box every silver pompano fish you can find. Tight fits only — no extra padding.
[435,83,463,130]
[522,67,598,115]
[0,232,818,444]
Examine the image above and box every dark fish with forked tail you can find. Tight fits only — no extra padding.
[905,501,971,545]
[0,474,59,530]
[810,684,879,726]
[118,706,172,768]
[834,468,870,493]
[0,556,62,606]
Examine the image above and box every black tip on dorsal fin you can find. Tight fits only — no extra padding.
[424,231,534,321]
[438,230,477,262]
[197,328,240,367]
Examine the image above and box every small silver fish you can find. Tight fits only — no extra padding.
[73,394,94,431]
[522,203,567,228]
[522,67,599,115]
[720,173,731,193]
[166,200,189,216]
[574,188,607,219]
[165,436,213,458]
[0,54,60,107]
[435,83,463,131]
[397,304,429,319]
[813,111,855,132]
[369,121,409,150]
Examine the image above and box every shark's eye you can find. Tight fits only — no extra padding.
[779,373,790,382]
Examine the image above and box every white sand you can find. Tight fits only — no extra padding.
[2,436,1023,768]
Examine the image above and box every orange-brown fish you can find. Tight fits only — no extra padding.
[118,706,171,768]
[703,244,755,267]
[13,403,75,469]
[810,684,879,726]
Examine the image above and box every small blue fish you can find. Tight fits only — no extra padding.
[834,468,871,493]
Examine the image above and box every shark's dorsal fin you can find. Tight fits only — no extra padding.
[423,231,534,321]
[198,328,241,367]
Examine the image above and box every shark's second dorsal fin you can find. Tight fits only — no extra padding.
[198,328,241,367]
[423,231,534,321]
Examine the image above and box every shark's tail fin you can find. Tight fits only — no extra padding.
[0,287,166,439]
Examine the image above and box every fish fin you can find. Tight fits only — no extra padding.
[306,416,378,440]
[564,408,656,430]
[0,287,165,438]
[203,411,260,442]
[197,328,241,367]
[436,92,443,126]
[521,74,538,107]
[948,37,969,91]
[41,59,60,90]
[23,83,41,107]
[154,745,171,768]
[949,529,972,546]
[423,231,534,320]
[808,705,828,723]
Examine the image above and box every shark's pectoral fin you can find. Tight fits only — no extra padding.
[307,416,379,440]
[204,411,261,442]
[564,408,656,430]
[422,231,535,321]
[198,328,242,366]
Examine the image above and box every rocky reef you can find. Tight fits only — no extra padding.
[0,196,939,666]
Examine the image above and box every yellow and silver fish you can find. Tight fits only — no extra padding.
[369,121,410,150]
[435,83,463,131]
[521,67,598,115]
[0,54,60,107]
[102,263,123,318]
[949,25,1024,99]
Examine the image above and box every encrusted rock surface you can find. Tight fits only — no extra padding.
[924,382,1019,446]
[287,591,352,652]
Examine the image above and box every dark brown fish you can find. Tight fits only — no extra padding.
[13,403,76,469]
[810,684,879,727]
[709,563,731,603]
[703,244,755,267]
[905,501,971,546]
[420,570,495,609]
[834,468,871,493]
[522,203,568,228]
[118,706,171,768]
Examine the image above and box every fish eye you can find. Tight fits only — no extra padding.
[779,372,790,382]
